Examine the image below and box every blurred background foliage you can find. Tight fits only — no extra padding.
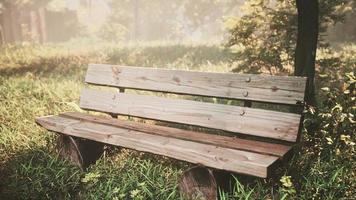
[0,0,355,44]
[0,0,243,43]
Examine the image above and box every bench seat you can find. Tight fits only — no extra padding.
[36,112,292,178]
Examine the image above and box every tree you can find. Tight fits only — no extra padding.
[181,0,241,38]
[0,0,50,43]
[100,0,131,42]
[225,0,298,74]
[294,0,319,105]
[225,0,352,104]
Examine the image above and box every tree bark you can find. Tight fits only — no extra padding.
[294,0,319,106]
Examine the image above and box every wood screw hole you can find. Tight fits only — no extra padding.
[243,91,249,97]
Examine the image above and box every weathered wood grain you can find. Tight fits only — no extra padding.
[85,64,307,105]
[80,89,301,142]
[36,115,279,177]
[60,112,292,158]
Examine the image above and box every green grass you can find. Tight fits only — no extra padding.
[0,42,355,199]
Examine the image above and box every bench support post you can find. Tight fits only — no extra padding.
[178,166,217,200]
[56,135,104,169]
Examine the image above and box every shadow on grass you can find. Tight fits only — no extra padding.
[0,55,88,78]
[0,146,82,200]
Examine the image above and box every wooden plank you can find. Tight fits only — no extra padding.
[60,112,292,158]
[80,89,301,142]
[110,88,125,118]
[36,115,279,177]
[85,64,307,105]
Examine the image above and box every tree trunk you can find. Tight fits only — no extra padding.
[38,7,47,43]
[294,0,319,106]
[133,0,139,40]
[10,4,22,42]
[3,6,14,43]
[0,15,4,44]
[30,10,39,42]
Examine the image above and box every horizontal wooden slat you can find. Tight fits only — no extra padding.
[36,115,279,177]
[61,112,292,158]
[80,89,301,142]
[85,64,307,105]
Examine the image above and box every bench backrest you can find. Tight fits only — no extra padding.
[80,64,307,143]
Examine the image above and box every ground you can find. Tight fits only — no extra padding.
[0,42,355,199]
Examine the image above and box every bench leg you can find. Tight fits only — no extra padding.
[56,135,104,169]
[178,166,217,200]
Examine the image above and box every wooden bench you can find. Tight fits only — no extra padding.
[36,64,307,179]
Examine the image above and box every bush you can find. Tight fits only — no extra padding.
[296,71,355,199]
[225,0,352,74]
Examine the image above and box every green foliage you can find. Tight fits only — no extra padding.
[317,45,356,89]
[218,176,255,200]
[328,1,356,42]
[1,148,82,200]
[225,0,297,74]
[78,150,184,200]
[306,72,355,169]
[296,71,355,199]
[0,65,83,199]
[225,0,353,74]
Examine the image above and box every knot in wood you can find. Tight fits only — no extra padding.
[245,77,251,83]
[111,66,121,76]
[240,110,245,116]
